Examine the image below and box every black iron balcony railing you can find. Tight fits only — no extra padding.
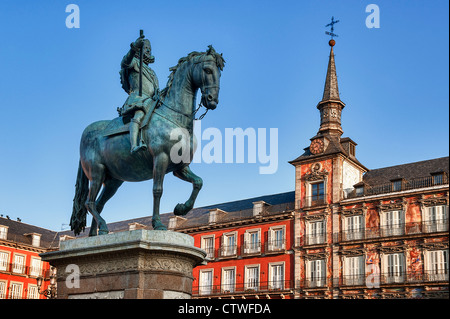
[0,262,51,278]
[334,219,449,242]
[346,174,448,199]
[300,196,327,208]
[192,280,294,297]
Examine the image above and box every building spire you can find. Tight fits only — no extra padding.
[322,40,340,101]
[316,39,345,137]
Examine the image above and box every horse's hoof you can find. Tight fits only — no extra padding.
[98,229,109,235]
[152,220,167,231]
[174,203,191,216]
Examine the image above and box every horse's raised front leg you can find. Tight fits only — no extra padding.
[173,165,203,216]
[152,153,169,230]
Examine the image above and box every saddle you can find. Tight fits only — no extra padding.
[103,98,159,138]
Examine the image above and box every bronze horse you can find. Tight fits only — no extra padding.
[70,46,225,236]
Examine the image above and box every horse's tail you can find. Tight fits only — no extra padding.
[70,161,89,236]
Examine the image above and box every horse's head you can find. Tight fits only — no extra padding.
[192,45,225,110]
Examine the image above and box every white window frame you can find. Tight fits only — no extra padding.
[221,231,237,257]
[27,284,39,299]
[0,251,9,272]
[244,264,260,291]
[0,226,8,240]
[244,228,261,254]
[307,219,326,245]
[306,259,326,288]
[343,255,365,285]
[344,215,364,241]
[424,205,449,233]
[9,281,23,299]
[221,267,236,293]
[268,262,285,290]
[199,269,214,296]
[29,257,42,277]
[382,252,405,284]
[201,235,215,260]
[381,210,404,237]
[268,225,285,252]
[12,254,26,274]
[425,249,449,282]
[0,280,7,299]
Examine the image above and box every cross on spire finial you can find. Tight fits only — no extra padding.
[325,16,339,40]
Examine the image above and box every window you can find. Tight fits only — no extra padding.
[344,255,365,285]
[355,186,364,196]
[268,226,285,252]
[307,220,326,245]
[426,250,448,282]
[199,269,213,295]
[221,268,235,293]
[0,251,9,271]
[221,232,237,257]
[306,259,326,288]
[384,253,405,284]
[12,254,25,274]
[424,205,448,233]
[0,226,7,240]
[0,281,6,299]
[201,236,215,259]
[245,265,260,291]
[244,229,260,254]
[432,173,444,185]
[9,282,23,299]
[31,234,41,247]
[30,257,42,277]
[344,215,364,241]
[311,182,325,202]
[27,285,39,299]
[269,263,285,290]
[381,210,404,237]
[391,179,402,192]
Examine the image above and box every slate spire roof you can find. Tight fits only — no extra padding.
[321,45,340,102]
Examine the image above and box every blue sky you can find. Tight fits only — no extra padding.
[0,0,448,231]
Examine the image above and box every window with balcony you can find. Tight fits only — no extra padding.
[199,269,213,295]
[424,205,449,233]
[0,251,9,271]
[306,259,326,288]
[311,181,325,205]
[244,229,261,254]
[12,254,25,274]
[343,255,365,286]
[307,220,326,245]
[27,285,39,299]
[0,280,6,299]
[269,263,285,290]
[221,267,236,293]
[30,257,42,277]
[221,232,237,257]
[425,250,448,282]
[383,253,405,284]
[267,226,285,252]
[9,282,23,299]
[245,265,260,291]
[343,215,364,241]
[201,235,215,259]
[381,210,404,237]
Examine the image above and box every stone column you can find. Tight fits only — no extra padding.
[40,229,206,299]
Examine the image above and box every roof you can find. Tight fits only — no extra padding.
[362,156,449,186]
[0,217,59,249]
[59,191,296,237]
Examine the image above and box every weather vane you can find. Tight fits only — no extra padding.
[325,16,339,39]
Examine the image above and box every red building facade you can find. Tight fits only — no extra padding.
[0,217,55,299]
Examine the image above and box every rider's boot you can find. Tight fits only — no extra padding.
[130,119,147,154]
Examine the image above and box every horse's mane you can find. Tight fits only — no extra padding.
[159,45,225,100]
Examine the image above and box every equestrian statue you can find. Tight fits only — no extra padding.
[70,31,225,236]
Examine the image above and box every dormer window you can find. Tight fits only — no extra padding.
[431,172,446,185]
[209,209,227,224]
[168,216,187,230]
[252,201,269,217]
[128,222,146,231]
[391,179,403,192]
[0,225,8,240]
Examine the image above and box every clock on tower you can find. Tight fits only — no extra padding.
[310,138,325,155]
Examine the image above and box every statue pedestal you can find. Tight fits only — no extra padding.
[40,230,206,299]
